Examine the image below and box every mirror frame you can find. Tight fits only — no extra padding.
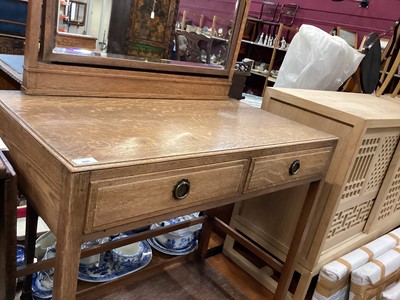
[22,0,250,99]
[41,0,245,77]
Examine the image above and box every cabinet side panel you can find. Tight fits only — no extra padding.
[231,185,310,262]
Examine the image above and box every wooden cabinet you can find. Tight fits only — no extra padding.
[107,0,179,59]
[238,20,298,96]
[2,0,339,298]
[224,88,400,299]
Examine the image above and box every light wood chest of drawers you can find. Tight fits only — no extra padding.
[224,88,400,299]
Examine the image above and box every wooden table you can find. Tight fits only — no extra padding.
[0,91,337,300]
[0,54,23,90]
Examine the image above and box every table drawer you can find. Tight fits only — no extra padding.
[86,160,248,232]
[245,148,332,193]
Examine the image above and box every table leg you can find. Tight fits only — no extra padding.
[197,213,213,258]
[274,181,320,300]
[292,271,314,300]
[20,202,38,300]
[51,173,89,300]
[0,174,17,300]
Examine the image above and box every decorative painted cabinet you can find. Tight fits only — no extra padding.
[108,0,179,58]
[224,88,400,299]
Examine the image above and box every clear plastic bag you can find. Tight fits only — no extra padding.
[274,25,365,90]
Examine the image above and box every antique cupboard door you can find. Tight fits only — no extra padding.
[323,128,400,250]
[364,140,400,232]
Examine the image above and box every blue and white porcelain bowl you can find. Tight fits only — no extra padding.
[110,235,144,266]
[32,247,56,299]
[80,237,110,266]
[153,213,202,250]
[35,231,56,260]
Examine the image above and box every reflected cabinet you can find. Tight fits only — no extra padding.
[108,0,179,59]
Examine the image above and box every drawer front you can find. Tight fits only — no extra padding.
[86,160,247,232]
[245,148,332,193]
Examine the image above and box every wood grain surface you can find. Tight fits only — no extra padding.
[0,91,336,172]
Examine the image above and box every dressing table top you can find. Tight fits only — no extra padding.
[0,91,335,172]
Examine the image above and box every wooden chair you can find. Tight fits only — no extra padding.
[376,50,400,97]
[175,30,212,64]
[259,1,279,22]
[343,18,399,96]
[376,18,400,97]
[180,10,204,32]
[276,3,299,26]
[258,2,280,38]
[391,76,400,98]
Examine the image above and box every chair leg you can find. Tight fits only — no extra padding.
[379,23,399,87]
[376,51,400,96]
[391,80,400,98]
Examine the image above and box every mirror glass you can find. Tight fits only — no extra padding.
[49,0,242,75]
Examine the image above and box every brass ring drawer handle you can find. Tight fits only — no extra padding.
[173,179,191,200]
[289,160,301,175]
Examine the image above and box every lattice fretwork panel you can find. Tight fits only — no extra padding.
[377,165,400,221]
[366,134,400,193]
[341,138,379,200]
[327,199,375,239]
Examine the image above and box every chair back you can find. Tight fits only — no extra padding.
[260,1,279,22]
[276,3,299,26]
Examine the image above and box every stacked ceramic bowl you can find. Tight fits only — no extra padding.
[31,246,56,299]
[147,212,202,255]
[77,234,152,283]
[110,234,147,266]
[31,232,153,297]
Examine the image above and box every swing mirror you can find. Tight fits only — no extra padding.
[41,0,246,76]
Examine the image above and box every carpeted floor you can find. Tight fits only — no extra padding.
[98,259,249,300]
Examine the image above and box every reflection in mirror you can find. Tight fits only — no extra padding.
[69,1,87,26]
[53,0,240,73]
[59,1,87,30]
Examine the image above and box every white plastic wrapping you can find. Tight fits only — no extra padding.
[274,25,365,90]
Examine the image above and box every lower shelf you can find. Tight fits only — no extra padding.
[77,253,274,300]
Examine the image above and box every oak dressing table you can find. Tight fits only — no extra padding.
[0,0,337,299]
[0,93,337,299]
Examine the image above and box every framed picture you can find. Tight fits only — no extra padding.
[335,27,358,48]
